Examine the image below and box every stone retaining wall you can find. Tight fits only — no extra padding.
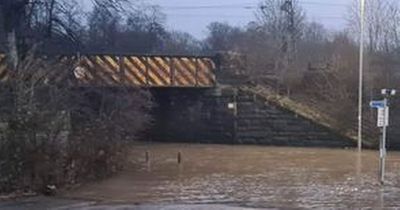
[147,87,355,148]
[235,90,354,147]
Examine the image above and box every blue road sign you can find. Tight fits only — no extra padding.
[370,100,385,109]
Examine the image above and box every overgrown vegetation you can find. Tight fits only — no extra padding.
[0,55,152,194]
[0,0,161,195]
[202,0,400,144]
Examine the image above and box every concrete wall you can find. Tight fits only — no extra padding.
[146,87,355,148]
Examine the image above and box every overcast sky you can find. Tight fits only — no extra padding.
[149,0,351,39]
[79,0,351,39]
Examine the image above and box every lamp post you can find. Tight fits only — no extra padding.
[358,0,366,151]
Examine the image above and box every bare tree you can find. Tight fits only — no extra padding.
[0,0,28,69]
[256,0,305,96]
[85,3,166,53]
[0,0,131,70]
[205,22,242,52]
[347,0,400,53]
[160,31,203,55]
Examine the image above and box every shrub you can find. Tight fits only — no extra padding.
[0,54,152,194]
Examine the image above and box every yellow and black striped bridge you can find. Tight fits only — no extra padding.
[0,53,217,88]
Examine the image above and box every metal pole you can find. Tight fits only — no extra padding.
[233,89,238,144]
[379,98,388,185]
[358,0,366,151]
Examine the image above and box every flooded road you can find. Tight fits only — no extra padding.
[62,144,400,209]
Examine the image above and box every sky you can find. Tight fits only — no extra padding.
[79,0,352,39]
[149,0,351,39]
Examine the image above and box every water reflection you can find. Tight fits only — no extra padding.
[66,144,400,209]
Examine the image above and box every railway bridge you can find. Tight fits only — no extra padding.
[0,53,218,87]
[0,52,355,148]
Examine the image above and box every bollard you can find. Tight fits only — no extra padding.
[145,150,151,172]
[177,151,182,164]
[145,150,150,163]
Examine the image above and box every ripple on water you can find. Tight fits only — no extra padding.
[67,144,400,209]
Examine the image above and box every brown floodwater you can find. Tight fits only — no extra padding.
[64,144,400,209]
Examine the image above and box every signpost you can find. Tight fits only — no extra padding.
[370,100,385,109]
[370,100,389,127]
[370,89,396,185]
[377,107,389,128]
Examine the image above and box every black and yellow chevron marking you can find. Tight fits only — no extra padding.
[120,55,215,87]
[0,54,217,87]
[0,54,8,82]
[77,55,121,86]
[197,58,216,86]
[123,56,147,86]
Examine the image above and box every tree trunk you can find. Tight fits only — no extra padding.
[1,0,28,71]
[6,29,18,70]
[47,0,56,38]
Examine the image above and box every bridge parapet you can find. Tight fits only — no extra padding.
[0,53,217,88]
